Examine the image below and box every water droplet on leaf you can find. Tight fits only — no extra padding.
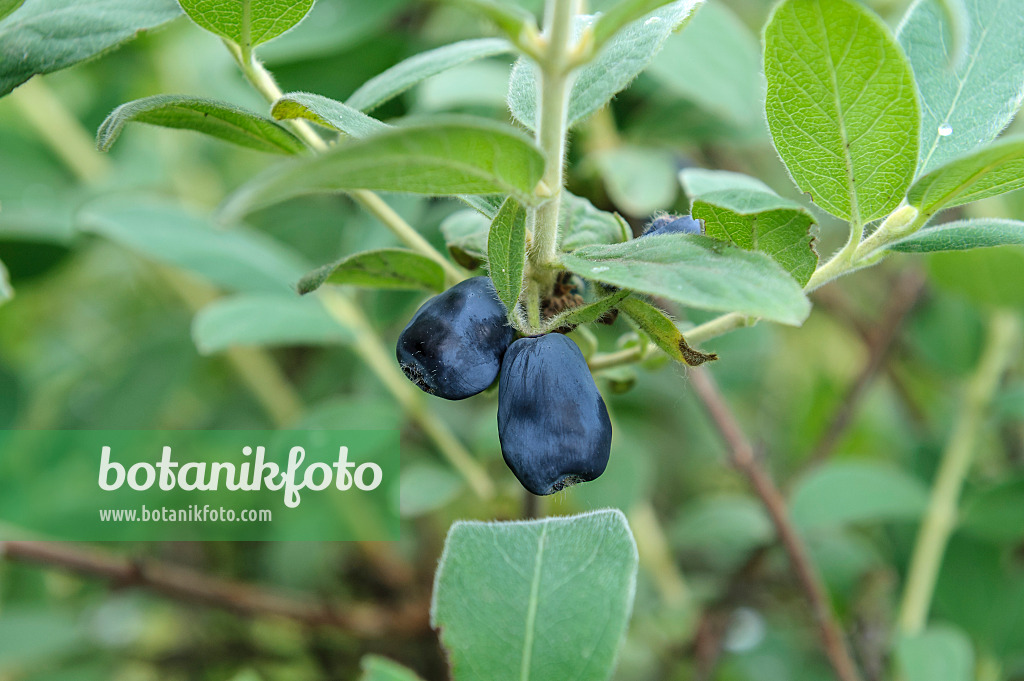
[591,266,610,273]
[644,16,661,25]
[938,124,953,137]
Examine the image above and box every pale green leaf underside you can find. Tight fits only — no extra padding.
[358,655,426,681]
[440,209,490,267]
[562,235,811,325]
[431,510,638,681]
[897,0,1024,175]
[298,249,446,295]
[888,219,1024,253]
[272,92,389,138]
[508,0,703,130]
[789,462,929,531]
[78,197,309,293]
[560,193,631,251]
[907,136,1024,214]
[0,257,12,305]
[896,625,974,681]
[0,0,24,22]
[681,169,817,285]
[593,145,678,216]
[97,95,306,154]
[764,0,920,223]
[445,0,535,43]
[487,197,527,315]
[219,119,546,222]
[347,38,514,112]
[178,0,313,48]
[592,0,678,46]
[0,0,181,97]
[192,293,354,354]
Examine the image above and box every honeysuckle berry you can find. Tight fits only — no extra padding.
[396,276,514,400]
[642,214,704,237]
[498,333,612,495]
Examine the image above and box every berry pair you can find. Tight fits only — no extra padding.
[396,277,611,495]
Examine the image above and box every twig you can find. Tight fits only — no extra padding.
[0,541,429,638]
[688,368,864,681]
[809,270,927,462]
[897,309,1022,634]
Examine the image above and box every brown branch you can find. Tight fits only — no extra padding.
[809,270,928,462]
[0,541,429,638]
[688,368,864,681]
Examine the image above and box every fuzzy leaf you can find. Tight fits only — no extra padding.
[441,209,490,268]
[897,0,1024,175]
[619,296,717,365]
[347,38,514,112]
[298,249,446,295]
[220,119,546,221]
[907,137,1024,215]
[764,0,920,223]
[97,95,306,154]
[559,193,631,251]
[272,92,389,138]
[431,510,638,681]
[545,288,629,330]
[681,168,817,286]
[178,0,313,49]
[888,219,1024,253]
[0,0,181,98]
[562,235,811,325]
[487,197,527,316]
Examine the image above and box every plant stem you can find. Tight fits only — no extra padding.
[524,0,578,331]
[896,309,1021,635]
[237,49,464,286]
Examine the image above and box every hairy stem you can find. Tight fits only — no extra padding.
[896,309,1021,634]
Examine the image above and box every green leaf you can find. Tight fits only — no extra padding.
[347,38,514,112]
[399,463,464,518]
[927,247,1024,308]
[508,0,703,130]
[887,218,1024,253]
[545,288,629,330]
[272,92,389,138]
[619,296,717,365]
[0,0,24,22]
[443,0,536,44]
[220,118,546,222]
[359,655,426,681]
[441,209,490,268]
[896,625,974,681]
[487,197,527,317]
[0,257,12,305]
[907,137,1024,215]
[561,235,811,325]
[681,168,818,286]
[592,0,678,47]
[97,95,306,154]
[789,461,929,532]
[647,2,761,127]
[764,0,920,223]
[192,293,354,354]
[671,496,773,568]
[78,197,308,293]
[559,193,630,251]
[593,145,678,217]
[961,478,1024,544]
[0,0,181,98]
[897,0,1024,175]
[431,510,638,681]
[178,0,313,50]
[297,249,446,295]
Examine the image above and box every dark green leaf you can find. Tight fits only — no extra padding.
[0,0,24,22]
[961,478,1024,544]
[559,193,630,251]
[764,0,919,223]
[927,247,1024,308]
[0,0,181,98]
[97,95,306,154]
[561,235,811,325]
[220,119,546,221]
[907,137,1024,215]
[347,38,514,112]
[487,197,527,316]
[178,0,313,49]
[431,510,638,681]
[681,168,818,286]
[888,219,1024,253]
[78,197,308,293]
[272,92,389,138]
[298,249,446,295]
[192,293,354,354]
[619,296,717,365]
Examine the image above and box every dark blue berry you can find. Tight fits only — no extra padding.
[642,214,704,237]
[498,334,612,495]
[397,276,514,400]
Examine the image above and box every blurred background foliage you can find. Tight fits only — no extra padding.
[1,0,1023,679]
